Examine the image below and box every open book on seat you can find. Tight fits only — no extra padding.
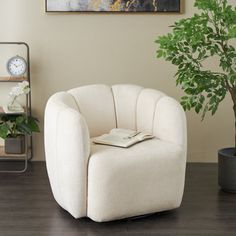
[93,128,154,148]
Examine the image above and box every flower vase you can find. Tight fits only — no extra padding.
[8,97,24,113]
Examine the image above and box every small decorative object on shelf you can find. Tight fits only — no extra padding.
[0,114,39,154]
[7,55,27,77]
[5,81,30,113]
[5,135,25,154]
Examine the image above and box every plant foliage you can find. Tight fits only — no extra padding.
[0,114,40,140]
[156,0,236,120]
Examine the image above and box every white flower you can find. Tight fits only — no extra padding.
[9,81,30,97]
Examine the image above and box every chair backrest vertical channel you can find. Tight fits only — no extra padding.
[136,89,165,134]
[68,84,116,137]
[112,84,143,131]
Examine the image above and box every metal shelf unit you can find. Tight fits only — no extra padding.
[0,42,32,173]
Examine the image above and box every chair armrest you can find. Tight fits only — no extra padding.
[44,92,90,218]
[153,96,187,150]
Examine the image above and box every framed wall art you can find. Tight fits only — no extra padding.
[45,0,183,13]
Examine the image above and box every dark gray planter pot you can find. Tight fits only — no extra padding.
[218,148,236,193]
[5,135,25,154]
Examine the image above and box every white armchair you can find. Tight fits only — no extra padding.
[44,84,187,222]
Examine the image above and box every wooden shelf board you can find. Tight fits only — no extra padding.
[0,146,26,158]
[0,77,27,82]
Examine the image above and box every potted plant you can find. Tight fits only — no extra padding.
[0,114,39,154]
[0,81,39,154]
[155,0,236,192]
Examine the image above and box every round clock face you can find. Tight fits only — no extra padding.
[7,56,27,77]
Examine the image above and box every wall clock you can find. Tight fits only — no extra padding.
[7,55,27,77]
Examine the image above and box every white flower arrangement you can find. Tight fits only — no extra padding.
[9,81,30,98]
[7,81,30,112]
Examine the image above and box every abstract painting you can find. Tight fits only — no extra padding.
[46,0,182,13]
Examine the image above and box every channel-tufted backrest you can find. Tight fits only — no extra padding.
[68,84,116,137]
[112,84,143,130]
[136,88,165,134]
[67,84,171,139]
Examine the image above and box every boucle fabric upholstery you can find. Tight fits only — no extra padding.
[45,84,187,222]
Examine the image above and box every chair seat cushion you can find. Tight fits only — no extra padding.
[87,139,186,222]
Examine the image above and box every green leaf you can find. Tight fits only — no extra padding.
[0,123,8,140]
[27,117,40,133]
[195,104,202,113]
[156,50,163,58]
[155,0,236,120]
[0,115,39,137]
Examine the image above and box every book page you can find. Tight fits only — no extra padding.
[93,134,133,148]
[93,128,154,148]
[99,134,125,143]
[110,128,138,138]
[135,133,154,141]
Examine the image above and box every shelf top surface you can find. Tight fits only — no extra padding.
[0,146,27,158]
[0,106,26,115]
[0,77,27,82]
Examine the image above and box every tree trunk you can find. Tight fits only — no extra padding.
[228,87,236,156]
[234,104,236,156]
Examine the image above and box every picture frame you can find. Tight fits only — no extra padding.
[45,0,184,13]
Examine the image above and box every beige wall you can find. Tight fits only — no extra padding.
[0,0,235,162]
